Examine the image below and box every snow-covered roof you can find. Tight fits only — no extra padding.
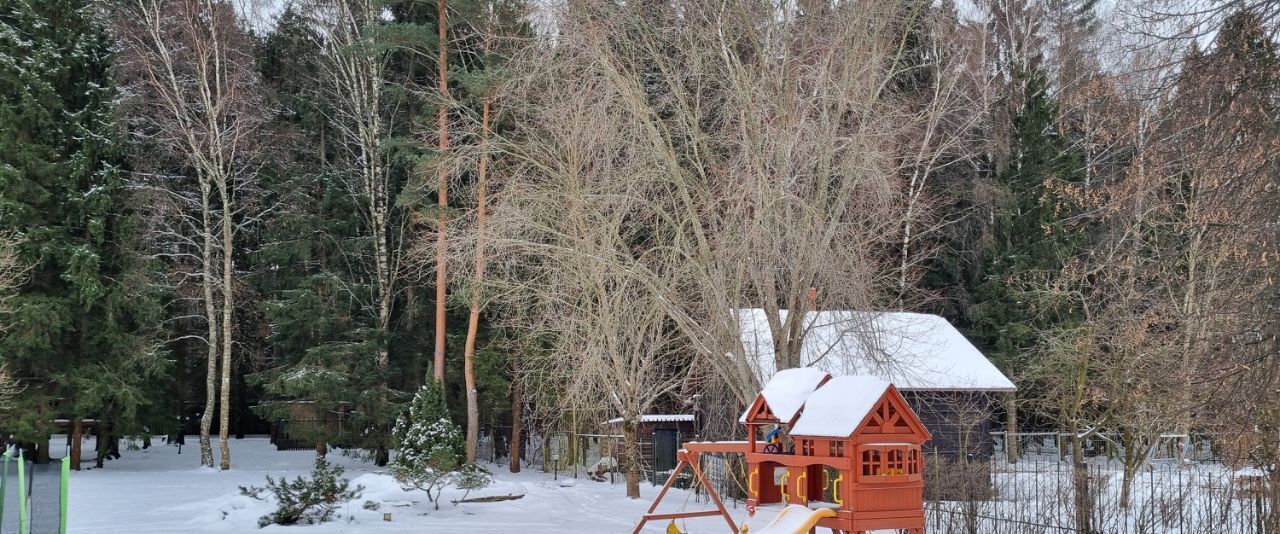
[735,309,1015,392]
[790,375,889,437]
[601,414,695,425]
[738,367,829,424]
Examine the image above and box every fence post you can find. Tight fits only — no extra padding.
[60,455,69,534]
[1,448,9,525]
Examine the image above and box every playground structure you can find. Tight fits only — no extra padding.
[1,448,70,534]
[635,368,931,534]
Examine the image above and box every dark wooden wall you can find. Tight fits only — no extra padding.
[901,391,998,459]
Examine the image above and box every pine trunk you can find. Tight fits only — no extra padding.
[199,184,217,468]
[432,0,450,384]
[219,179,234,470]
[462,97,489,462]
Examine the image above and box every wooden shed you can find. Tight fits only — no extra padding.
[600,414,696,482]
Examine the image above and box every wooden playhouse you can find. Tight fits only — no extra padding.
[636,368,931,534]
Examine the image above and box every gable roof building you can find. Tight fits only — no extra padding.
[735,308,1015,392]
[734,308,1014,457]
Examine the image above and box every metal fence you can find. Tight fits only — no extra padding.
[925,453,1271,534]
[479,426,1274,533]
[481,428,682,488]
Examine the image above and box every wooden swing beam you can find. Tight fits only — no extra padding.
[632,442,750,534]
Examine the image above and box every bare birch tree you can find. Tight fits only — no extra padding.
[117,0,266,469]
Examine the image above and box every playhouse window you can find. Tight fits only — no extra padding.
[886,448,905,475]
[908,448,920,475]
[828,441,846,458]
[860,448,881,476]
[801,439,814,455]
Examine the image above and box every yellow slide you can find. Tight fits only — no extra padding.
[745,505,837,534]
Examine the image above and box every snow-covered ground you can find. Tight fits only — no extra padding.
[64,435,770,533]
[60,435,1265,533]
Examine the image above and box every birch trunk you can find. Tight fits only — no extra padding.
[218,177,234,470]
[199,182,217,468]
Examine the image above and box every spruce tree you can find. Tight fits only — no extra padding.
[969,68,1086,376]
[251,4,388,456]
[390,383,462,510]
[0,0,167,462]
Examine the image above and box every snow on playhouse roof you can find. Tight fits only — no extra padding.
[735,309,1015,392]
[738,367,830,424]
[789,375,890,438]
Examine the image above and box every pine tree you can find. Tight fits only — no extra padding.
[390,383,463,509]
[0,0,168,464]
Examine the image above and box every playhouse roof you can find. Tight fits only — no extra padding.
[738,367,830,424]
[789,375,893,437]
[735,309,1015,392]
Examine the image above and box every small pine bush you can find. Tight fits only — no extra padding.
[454,463,493,503]
[240,457,363,527]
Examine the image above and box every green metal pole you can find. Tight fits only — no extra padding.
[16,449,26,534]
[59,455,69,534]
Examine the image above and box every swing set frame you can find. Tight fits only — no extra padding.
[631,441,749,534]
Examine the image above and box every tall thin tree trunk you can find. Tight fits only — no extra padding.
[1005,392,1019,463]
[1069,344,1095,534]
[433,0,450,384]
[199,183,217,468]
[462,96,490,462]
[95,423,107,469]
[509,374,523,473]
[69,419,82,471]
[218,179,234,470]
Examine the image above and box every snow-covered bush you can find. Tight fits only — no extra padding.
[391,383,463,509]
[240,456,363,527]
